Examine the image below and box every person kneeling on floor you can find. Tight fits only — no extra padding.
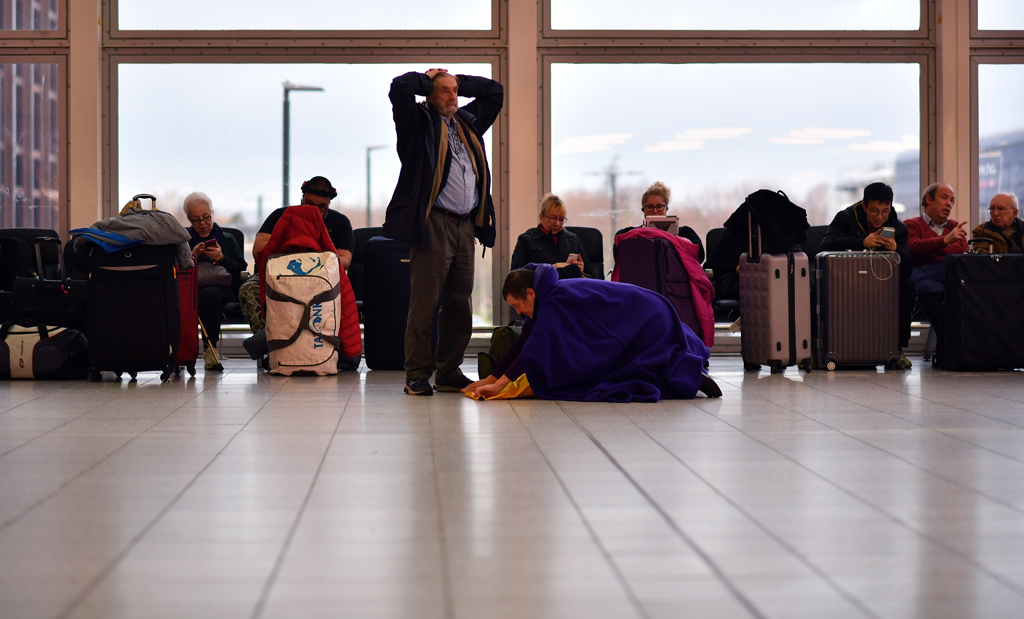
[463,263,722,402]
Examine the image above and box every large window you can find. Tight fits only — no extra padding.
[117,1,491,31]
[0,61,59,229]
[977,63,1024,223]
[550,62,920,267]
[118,62,495,323]
[551,0,921,31]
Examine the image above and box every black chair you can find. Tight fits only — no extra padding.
[801,224,829,261]
[220,227,247,324]
[350,227,384,321]
[565,226,605,280]
[704,227,740,322]
[0,228,62,280]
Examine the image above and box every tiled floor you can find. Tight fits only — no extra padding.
[2,357,1024,618]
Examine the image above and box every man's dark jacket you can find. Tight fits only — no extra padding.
[819,201,911,271]
[383,72,504,248]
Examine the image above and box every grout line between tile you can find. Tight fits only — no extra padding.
[250,378,359,619]
[52,375,287,619]
[690,388,1024,601]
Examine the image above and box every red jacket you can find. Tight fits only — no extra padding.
[905,216,968,269]
[258,205,361,357]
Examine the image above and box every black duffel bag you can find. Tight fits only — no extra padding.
[1,320,89,380]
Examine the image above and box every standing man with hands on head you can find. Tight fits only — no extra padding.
[905,182,969,368]
[383,67,504,396]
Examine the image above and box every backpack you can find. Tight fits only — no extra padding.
[477,324,523,379]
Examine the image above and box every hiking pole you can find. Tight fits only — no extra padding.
[198,317,224,371]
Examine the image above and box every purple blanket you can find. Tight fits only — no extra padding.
[520,264,710,402]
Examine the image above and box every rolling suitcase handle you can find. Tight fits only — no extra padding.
[120,193,159,215]
[746,209,762,263]
[31,237,68,284]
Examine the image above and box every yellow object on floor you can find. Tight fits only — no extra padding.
[463,374,534,400]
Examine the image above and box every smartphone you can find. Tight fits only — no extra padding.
[567,253,580,263]
[879,227,895,239]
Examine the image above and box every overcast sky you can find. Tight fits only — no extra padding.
[114,2,1023,225]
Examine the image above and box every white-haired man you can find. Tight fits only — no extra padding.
[183,192,247,371]
[972,193,1024,254]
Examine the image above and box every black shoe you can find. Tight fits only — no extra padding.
[434,374,473,392]
[243,330,268,360]
[405,377,434,396]
[699,372,722,398]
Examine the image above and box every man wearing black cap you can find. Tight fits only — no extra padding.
[239,176,355,332]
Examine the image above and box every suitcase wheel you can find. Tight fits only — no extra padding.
[743,362,761,372]
[800,360,813,373]
[88,369,101,382]
[825,361,837,371]
[129,372,138,381]
[186,361,196,377]
[173,366,181,377]
[115,372,123,381]
[769,361,784,374]
[159,370,170,382]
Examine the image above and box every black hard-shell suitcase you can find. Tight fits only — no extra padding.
[816,251,904,370]
[943,253,1024,371]
[362,237,413,371]
[85,244,180,381]
[617,237,703,341]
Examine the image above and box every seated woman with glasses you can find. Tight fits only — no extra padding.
[613,182,705,262]
[510,193,592,278]
[183,191,247,371]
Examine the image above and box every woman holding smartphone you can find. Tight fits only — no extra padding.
[184,191,247,371]
[510,193,591,278]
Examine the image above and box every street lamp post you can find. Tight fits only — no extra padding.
[282,81,324,207]
[365,144,387,227]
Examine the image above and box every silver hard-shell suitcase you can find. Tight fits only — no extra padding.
[739,215,813,373]
[815,251,904,371]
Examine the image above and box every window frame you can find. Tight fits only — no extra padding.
[105,0,503,40]
[542,0,930,40]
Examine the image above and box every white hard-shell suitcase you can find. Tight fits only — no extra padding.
[265,251,342,376]
[739,215,813,373]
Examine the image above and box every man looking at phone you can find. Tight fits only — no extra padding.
[820,182,913,367]
[906,182,969,368]
[184,192,247,371]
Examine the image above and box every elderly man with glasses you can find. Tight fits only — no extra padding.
[972,193,1024,254]
[510,193,591,277]
[819,181,914,368]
